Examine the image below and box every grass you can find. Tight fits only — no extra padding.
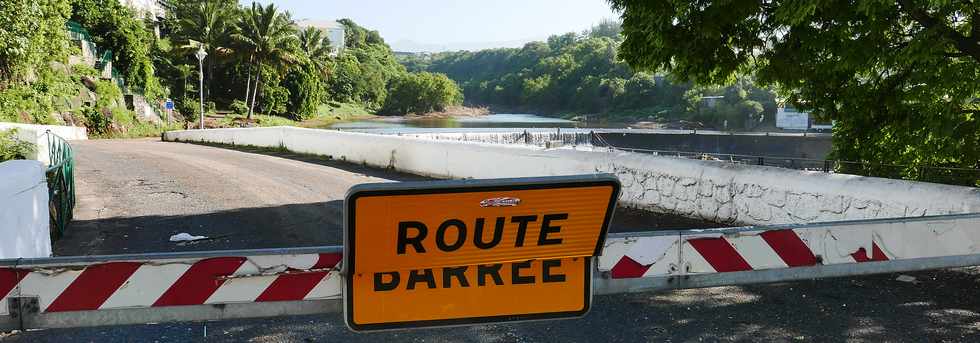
[94,121,183,139]
[0,128,35,162]
[216,101,376,129]
[298,101,374,128]
[254,114,299,127]
[88,101,377,139]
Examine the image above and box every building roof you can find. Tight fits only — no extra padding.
[296,19,344,30]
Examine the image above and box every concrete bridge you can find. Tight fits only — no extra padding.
[6,129,980,341]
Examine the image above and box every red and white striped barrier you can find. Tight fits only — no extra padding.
[3,214,980,329]
[0,252,342,316]
[598,214,980,279]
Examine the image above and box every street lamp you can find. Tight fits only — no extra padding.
[195,46,208,130]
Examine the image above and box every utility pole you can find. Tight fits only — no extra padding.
[195,46,208,130]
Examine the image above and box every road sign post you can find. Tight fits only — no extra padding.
[343,175,620,331]
[164,99,174,124]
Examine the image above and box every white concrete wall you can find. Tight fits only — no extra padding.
[0,160,52,259]
[0,122,88,166]
[164,127,980,225]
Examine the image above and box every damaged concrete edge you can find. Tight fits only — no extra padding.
[594,253,980,295]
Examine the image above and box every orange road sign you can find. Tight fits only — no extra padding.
[343,175,620,331]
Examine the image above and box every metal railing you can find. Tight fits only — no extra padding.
[45,131,75,239]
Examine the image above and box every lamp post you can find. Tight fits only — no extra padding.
[195,46,208,130]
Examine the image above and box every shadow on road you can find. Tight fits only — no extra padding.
[56,203,721,257]
[56,200,347,256]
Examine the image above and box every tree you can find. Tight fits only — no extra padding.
[234,2,297,120]
[324,19,406,109]
[71,0,161,95]
[284,63,323,120]
[297,26,332,75]
[174,0,235,102]
[609,0,980,185]
[381,72,462,115]
[585,18,621,40]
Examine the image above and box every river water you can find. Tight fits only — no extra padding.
[330,113,588,129]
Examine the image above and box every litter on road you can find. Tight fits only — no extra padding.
[169,233,208,242]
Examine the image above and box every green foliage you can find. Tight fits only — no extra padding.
[253,114,295,127]
[297,26,332,73]
[71,64,99,78]
[111,120,181,139]
[413,21,776,125]
[230,99,248,116]
[93,79,123,109]
[327,19,406,109]
[284,64,324,120]
[381,72,463,115]
[177,95,199,122]
[0,0,74,124]
[0,0,71,83]
[169,0,236,102]
[70,0,161,96]
[235,2,297,118]
[78,106,111,135]
[258,83,288,116]
[0,66,76,124]
[610,0,980,185]
[319,101,371,118]
[0,129,35,162]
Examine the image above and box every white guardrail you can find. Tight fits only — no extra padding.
[3,213,980,330]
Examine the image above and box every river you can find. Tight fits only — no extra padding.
[330,113,596,130]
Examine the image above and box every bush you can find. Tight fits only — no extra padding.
[71,64,100,78]
[177,96,199,123]
[111,107,135,127]
[259,85,289,116]
[0,66,76,124]
[94,80,123,109]
[79,107,111,135]
[0,128,35,162]
[230,100,249,116]
[381,72,463,115]
[284,65,324,120]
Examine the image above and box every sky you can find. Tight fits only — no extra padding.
[246,0,619,52]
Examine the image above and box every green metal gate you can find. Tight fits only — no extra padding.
[45,131,75,239]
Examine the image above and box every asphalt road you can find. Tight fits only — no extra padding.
[5,139,980,342]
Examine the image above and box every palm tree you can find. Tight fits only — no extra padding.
[298,26,332,74]
[177,0,235,102]
[175,64,193,98]
[235,2,298,120]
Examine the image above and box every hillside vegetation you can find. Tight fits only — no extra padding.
[0,0,463,138]
[401,20,778,130]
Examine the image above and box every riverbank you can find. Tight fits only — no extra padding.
[209,103,492,130]
[478,104,643,127]
[403,105,490,119]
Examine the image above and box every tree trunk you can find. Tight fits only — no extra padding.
[206,56,213,104]
[243,54,253,110]
[247,61,262,120]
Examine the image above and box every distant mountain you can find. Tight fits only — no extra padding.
[390,37,545,53]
